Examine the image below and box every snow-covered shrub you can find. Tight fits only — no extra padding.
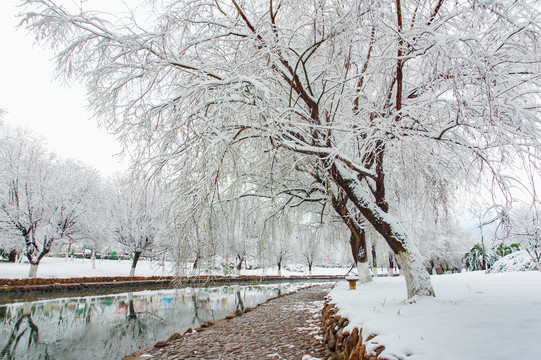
[463,242,520,271]
[463,244,496,271]
[488,251,538,273]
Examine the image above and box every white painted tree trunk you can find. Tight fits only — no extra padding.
[396,250,435,298]
[28,263,39,278]
[277,268,282,277]
[372,266,378,278]
[357,261,372,284]
[91,248,96,269]
[537,261,540,272]
[388,266,394,276]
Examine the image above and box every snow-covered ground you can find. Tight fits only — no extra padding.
[329,271,541,360]
[0,256,351,279]
[3,258,538,359]
[0,257,173,279]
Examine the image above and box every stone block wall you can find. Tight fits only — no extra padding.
[322,302,388,360]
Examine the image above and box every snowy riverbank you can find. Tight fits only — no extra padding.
[328,271,541,360]
[0,256,351,279]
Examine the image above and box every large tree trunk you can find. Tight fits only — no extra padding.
[130,251,141,277]
[332,163,434,298]
[394,249,434,297]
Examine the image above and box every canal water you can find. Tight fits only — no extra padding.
[0,281,317,359]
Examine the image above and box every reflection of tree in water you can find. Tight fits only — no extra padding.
[191,289,200,324]
[235,289,245,312]
[0,283,302,359]
[68,298,96,326]
[127,293,138,320]
[191,288,213,324]
[107,293,150,341]
[1,304,49,360]
[191,288,231,324]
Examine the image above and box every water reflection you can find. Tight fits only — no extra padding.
[0,282,312,360]
[2,304,40,359]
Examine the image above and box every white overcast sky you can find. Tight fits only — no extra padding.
[0,0,128,176]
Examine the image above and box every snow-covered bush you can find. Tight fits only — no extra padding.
[463,242,521,271]
[488,251,538,273]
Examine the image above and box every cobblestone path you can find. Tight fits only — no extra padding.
[126,285,332,360]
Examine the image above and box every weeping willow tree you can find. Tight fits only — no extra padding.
[22,0,541,297]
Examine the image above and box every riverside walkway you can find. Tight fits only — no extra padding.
[124,285,333,360]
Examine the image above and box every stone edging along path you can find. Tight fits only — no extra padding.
[321,301,389,360]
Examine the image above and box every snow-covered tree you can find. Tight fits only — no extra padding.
[112,179,164,277]
[221,197,259,273]
[509,207,541,271]
[48,159,103,257]
[77,177,114,269]
[0,126,99,277]
[264,214,294,276]
[299,222,323,276]
[0,127,50,277]
[23,0,541,297]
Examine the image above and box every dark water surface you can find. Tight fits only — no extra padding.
[0,281,317,359]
